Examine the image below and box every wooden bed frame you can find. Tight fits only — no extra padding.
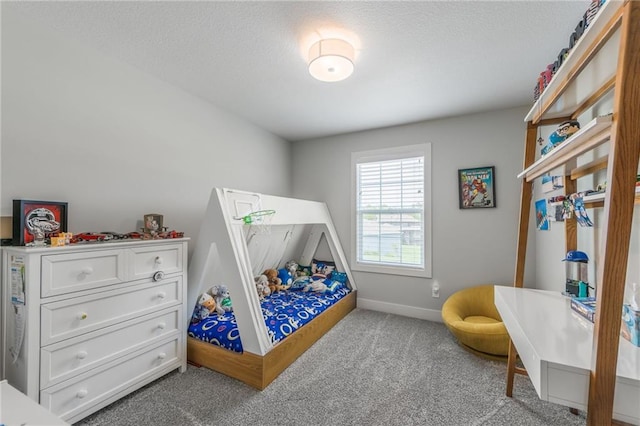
[187,290,356,390]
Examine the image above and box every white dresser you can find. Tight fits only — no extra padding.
[1,238,188,424]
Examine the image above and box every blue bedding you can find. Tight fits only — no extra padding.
[188,286,351,353]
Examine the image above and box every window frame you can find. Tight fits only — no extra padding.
[350,143,432,278]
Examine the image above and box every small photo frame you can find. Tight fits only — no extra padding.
[12,200,68,246]
[458,166,496,209]
[541,174,564,193]
[143,213,164,234]
[535,199,549,230]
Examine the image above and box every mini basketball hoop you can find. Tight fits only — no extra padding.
[238,209,275,234]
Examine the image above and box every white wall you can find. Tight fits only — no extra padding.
[291,107,534,319]
[1,13,292,251]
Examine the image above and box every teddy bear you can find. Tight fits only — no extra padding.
[209,284,233,316]
[263,268,289,293]
[254,274,271,300]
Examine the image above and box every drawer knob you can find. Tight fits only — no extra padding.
[77,312,88,320]
[157,291,166,300]
[76,389,88,399]
[153,271,165,282]
[158,352,167,360]
[154,256,163,265]
[81,266,94,275]
[157,322,166,330]
[76,351,88,360]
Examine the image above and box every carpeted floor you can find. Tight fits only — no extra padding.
[76,309,587,426]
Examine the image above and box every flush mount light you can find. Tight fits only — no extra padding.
[308,38,355,82]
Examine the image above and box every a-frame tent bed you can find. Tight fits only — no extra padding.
[186,188,357,389]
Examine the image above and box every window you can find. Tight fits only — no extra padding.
[351,144,432,278]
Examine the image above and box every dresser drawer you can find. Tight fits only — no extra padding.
[129,244,183,281]
[41,250,126,297]
[41,308,180,388]
[41,277,182,346]
[40,338,179,421]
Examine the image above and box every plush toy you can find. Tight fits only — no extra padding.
[303,280,329,293]
[285,260,299,276]
[254,274,271,300]
[209,284,233,316]
[278,268,293,288]
[200,292,217,314]
[220,297,233,312]
[192,292,216,323]
[294,264,312,278]
[191,307,208,324]
[264,269,289,293]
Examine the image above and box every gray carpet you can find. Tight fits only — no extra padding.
[76,309,586,425]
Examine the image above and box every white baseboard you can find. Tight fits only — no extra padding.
[356,297,443,323]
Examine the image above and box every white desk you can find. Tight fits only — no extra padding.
[0,380,69,426]
[494,287,640,425]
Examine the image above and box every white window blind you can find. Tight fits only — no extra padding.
[356,156,424,268]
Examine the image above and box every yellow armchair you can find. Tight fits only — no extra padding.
[441,284,510,359]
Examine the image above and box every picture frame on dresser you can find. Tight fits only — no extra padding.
[143,213,163,235]
[12,200,68,246]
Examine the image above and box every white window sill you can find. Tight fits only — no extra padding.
[351,262,431,278]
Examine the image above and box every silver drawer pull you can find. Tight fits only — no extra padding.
[154,256,163,265]
[81,266,93,275]
[76,351,88,360]
[77,312,88,320]
[158,352,166,360]
[76,389,88,399]
[157,291,166,300]
[157,322,166,330]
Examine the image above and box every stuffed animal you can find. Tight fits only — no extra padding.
[209,284,233,316]
[192,292,216,323]
[285,260,299,276]
[264,269,289,293]
[191,306,209,324]
[278,268,293,288]
[200,292,217,314]
[254,274,271,300]
[303,280,329,293]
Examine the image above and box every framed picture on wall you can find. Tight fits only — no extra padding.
[458,166,496,209]
[12,200,68,246]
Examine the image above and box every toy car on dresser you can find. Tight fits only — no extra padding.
[71,232,141,243]
[71,232,114,243]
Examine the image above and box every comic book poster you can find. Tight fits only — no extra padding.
[458,166,496,209]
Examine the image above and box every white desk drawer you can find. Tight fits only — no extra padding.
[41,277,182,345]
[40,338,179,421]
[41,308,180,388]
[129,244,183,281]
[41,250,126,297]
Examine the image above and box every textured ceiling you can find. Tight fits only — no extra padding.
[4,1,591,141]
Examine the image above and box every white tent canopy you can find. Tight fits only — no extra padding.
[187,188,356,355]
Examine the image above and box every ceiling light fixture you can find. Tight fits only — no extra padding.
[308,38,355,82]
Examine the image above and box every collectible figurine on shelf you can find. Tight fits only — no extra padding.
[541,120,580,156]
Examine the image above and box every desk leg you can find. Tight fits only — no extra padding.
[506,340,518,397]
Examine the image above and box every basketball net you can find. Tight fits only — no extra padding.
[241,209,275,235]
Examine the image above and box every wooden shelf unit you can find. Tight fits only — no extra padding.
[505,1,640,425]
[517,115,612,182]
